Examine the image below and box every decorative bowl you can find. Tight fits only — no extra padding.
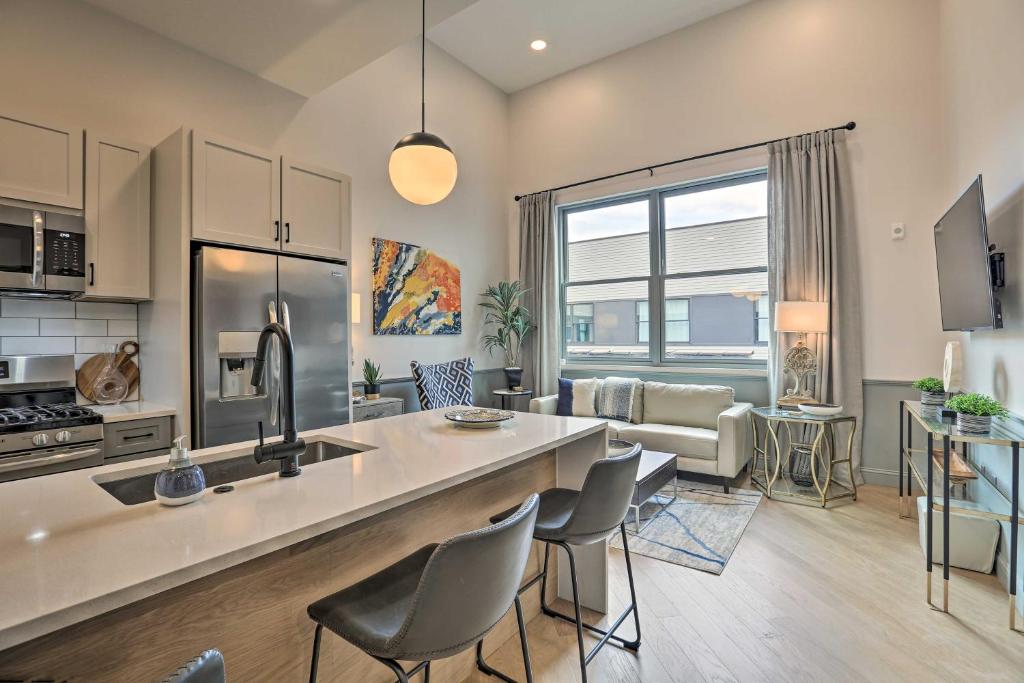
[444,407,515,429]
[798,403,843,417]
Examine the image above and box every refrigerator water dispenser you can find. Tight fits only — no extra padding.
[218,331,262,400]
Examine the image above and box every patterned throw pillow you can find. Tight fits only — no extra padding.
[597,376,639,422]
[555,377,598,417]
[410,357,474,410]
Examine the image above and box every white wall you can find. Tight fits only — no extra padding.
[508,0,952,381]
[939,0,1024,413]
[0,0,509,382]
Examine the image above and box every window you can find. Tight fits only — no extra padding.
[560,172,768,365]
[566,303,594,343]
[755,296,769,344]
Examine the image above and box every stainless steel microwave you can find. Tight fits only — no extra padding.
[0,202,85,298]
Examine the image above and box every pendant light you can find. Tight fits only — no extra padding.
[388,0,458,205]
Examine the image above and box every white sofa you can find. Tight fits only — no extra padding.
[531,381,753,492]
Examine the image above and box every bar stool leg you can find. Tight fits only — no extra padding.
[309,623,323,683]
[563,543,589,683]
[475,595,534,682]
[619,523,642,648]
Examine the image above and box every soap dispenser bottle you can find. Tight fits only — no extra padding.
[154,436,206,506]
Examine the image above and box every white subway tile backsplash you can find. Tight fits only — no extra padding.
[3,337,75,355]
[2,300,75,319]
[107,320,138,337]
[75,302,137,320]
[75,336,138,354]
[0,318,39,336]
[40,319,107,336]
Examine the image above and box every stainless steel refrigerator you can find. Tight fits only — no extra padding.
[192,245,349,448]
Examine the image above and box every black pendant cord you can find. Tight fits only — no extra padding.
[420,0,426,133]
[513,121,857,201]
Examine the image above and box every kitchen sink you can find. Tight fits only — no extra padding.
[96,440,362,506]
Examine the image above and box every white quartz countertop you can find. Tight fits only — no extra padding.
[0,409,606,650]
[89,401,176,423]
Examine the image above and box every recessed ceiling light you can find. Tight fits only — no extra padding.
[530,39,547,51]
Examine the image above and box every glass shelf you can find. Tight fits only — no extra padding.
[906,401,1024,447]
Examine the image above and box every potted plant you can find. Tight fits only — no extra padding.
[480,281,533,390]
[362,359,382,400]
[913,377,946,408]
[945,392,1008,434]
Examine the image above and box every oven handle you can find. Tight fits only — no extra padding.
[0,445,102,474]
[31,210,45,287]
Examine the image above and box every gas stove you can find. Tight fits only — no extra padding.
[0,355,105,483]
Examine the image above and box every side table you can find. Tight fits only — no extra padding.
[493,388,533,411]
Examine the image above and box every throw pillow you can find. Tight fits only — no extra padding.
[597,376,639,422]
[555,377,599,417]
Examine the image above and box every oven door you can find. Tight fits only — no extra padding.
[0,442,105,483]
[0,205,43,291]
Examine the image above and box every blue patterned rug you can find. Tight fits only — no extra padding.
[611,481,761,575]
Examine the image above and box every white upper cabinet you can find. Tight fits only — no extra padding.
[0,113,83,209]
[281,157,350,260]
[84,134,151,300]
[191,131,281,251]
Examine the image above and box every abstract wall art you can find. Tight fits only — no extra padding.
[372,237,462,335]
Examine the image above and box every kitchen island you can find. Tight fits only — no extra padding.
[0,409,609,682]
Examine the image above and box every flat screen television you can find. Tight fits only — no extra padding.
[933,175,1003,331]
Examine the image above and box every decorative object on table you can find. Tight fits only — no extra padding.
[387,0,457,206]
[154,436,206,507]
[352,396,404,423]
[943,341,963,393]
[611,479,762,575]
[597,376,640,422]
[372,237,461,335]
[797,402,844,417]
[774,301,829,401]
[555,377,599,417]
[444,407,514,429]
[749,406,858,507]
[944,392,1008,434]
[492,388,532,411]
[77,340,140,404]
[913,376,947,409]
[361,359,382,400]
[410,357,474,409]
[479,280,533,390]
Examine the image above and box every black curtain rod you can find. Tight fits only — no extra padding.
[514,121,856,201]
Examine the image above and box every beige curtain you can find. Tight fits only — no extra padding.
[518,191,559,396]
[767,129,864,482]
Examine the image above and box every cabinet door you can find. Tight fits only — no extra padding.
[0,113,83,209]
[84,134,151,300]
[281,157,350,260]
[191,131,280,250]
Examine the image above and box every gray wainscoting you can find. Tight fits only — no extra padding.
[354,367,513,412]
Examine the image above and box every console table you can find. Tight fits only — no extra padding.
[898,400,1023,630]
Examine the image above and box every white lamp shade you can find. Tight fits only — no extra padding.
[388,138,458,205]
[774,301,829,333]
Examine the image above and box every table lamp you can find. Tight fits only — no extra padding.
[775,301,829,401]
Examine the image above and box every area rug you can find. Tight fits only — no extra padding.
[610,482,761,575]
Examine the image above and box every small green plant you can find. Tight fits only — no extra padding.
[912,377,945,392]
[480,280,533,368]
[945,392,1008,417]
[362,359,382,386]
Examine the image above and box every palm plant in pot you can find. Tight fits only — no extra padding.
[913,376,946,409]
[480,280,533,390]
[362,359,382,400]
[945,392,1008,434]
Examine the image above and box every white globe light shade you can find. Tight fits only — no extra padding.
[388,131,458,205]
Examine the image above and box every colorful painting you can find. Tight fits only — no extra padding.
[372,237,462,335]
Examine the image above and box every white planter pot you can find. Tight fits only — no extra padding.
[956,413,992,434]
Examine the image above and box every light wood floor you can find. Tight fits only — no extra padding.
[469,483,1023,683]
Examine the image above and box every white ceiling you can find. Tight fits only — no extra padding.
[82,0,477,97]
[428,0,753,93]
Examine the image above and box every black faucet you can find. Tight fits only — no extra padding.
[250,322,305,477]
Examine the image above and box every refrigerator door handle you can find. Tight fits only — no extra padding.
[267,301,280,428]
[281,300,291,333]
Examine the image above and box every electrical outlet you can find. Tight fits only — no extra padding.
[891,223,906,240]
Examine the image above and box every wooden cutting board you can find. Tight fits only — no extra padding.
[76,340,140,403]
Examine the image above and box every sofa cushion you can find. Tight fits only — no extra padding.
[641,382,734,430]
[618,423,719,461]
[630,381,644,424]
[601,418,632,439]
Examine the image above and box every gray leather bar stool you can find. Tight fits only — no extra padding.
[478,443,643,683]
[306,494,540,683]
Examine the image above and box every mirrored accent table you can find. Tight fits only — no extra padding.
[749,406,858,508]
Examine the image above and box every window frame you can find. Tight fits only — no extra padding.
[559,169,768,369]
